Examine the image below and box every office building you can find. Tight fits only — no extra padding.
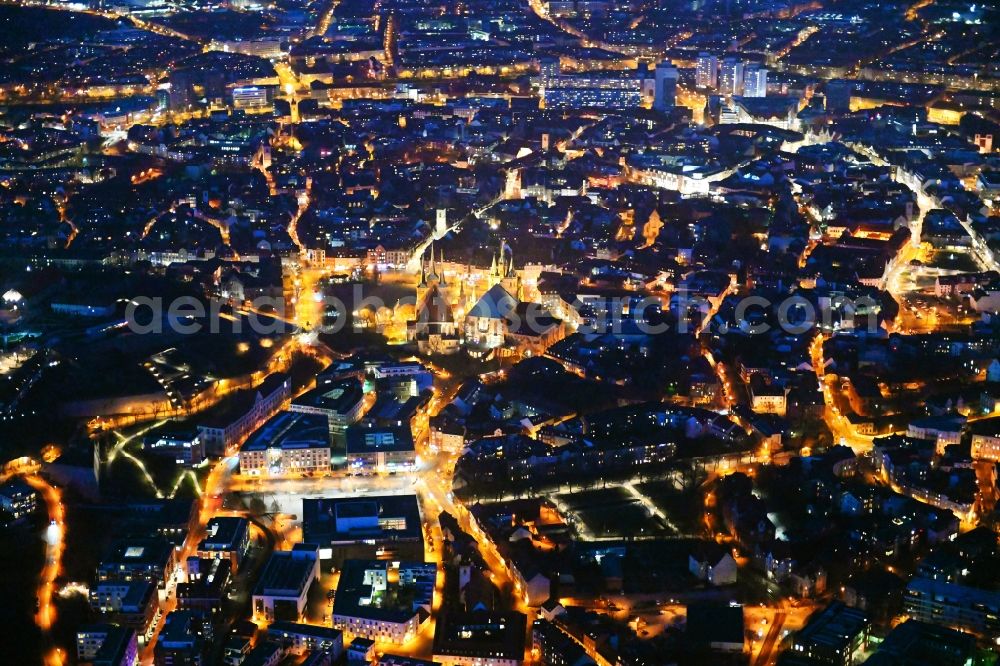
[78,624,138,666]
[346,424,416,472]
[696,52,718,89]
[267,622,344,658]
[98,537,178,588]
[142,428,204,466]
[824,79,856,112]
[197,517,251,572]
[0,478,37,524]
[302,494,424,564]
[869,619,978,666]
[90,580,158,640]
[433,611,527,666]
[905,577,1000,636]
[332,559,436,645]
[231,86,272,112]
[94,625,139,666]
[155,610,209,666]
[252,544,320,623]
[719,57,744,96]
[177,558,232,616]
[685,603,745,654]
[379,656,442,666]
[537,56,560,87]
[653,61,679,111]
[239,411,331,477]
[197,373,290,456]
[543,71,652,109]
[742,64,767,97]
[209,38,284,59]
[290,376,367,440]
[790,601,869,666]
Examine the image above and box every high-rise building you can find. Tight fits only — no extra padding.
[696,52,718,89]
[653,61,679,111]
[742,64,767,97]
[719,57,744,96]
[825,79,856,112]
[231,86,272,111]
[543,71,649,109]
[155,84,170,111]
[538,56,560,88]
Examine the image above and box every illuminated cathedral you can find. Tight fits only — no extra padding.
[407,240,523,355]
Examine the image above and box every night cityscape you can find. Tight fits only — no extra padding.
[0,0,997,664]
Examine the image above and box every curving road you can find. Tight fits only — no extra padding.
[23,473,67,666]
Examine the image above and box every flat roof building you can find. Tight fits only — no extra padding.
[346,424,416,472]
[197,372,290,456]
[177,558,231,617]
[89,580,158,643]
[98,537,178,588]
[686,602,746,654]
[290,376,367,440]
[93,624,138,666]
[156,610,208,666]
[77,623,138,666]
[302,493,424,564]
[905,577,1000,637]
[0,477,37,525]
[252,544,320,623]
[791,601,869,666]
[432,611,527,666]
[869,619,977,666]
[379,656,442,666]
[142,427,204,466]
[332,559,435,646]
[197,516,251,572]
[239,411,331,477]
[267,621,344,658]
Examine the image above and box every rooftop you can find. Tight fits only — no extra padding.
[432,611,527,660]
[686,602,745,647]
[345,425,415,455]
[267,621,343,642]
[332,559,435,624]
[100,537,174,570]
[242,411,330,453]
[199,516,249,551]
[291,377,365,415]
[303,493,422,544]
[793,601,869,652]
[254,548,317,597]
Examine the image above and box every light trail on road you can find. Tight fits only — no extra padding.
[22,474,67,666]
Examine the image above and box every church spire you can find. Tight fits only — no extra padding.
[427,241,439,282]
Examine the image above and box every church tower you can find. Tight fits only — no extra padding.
[438,247,448,288]
[416,256,430,305]
[416,243,441,305]
[498,239,521,300]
